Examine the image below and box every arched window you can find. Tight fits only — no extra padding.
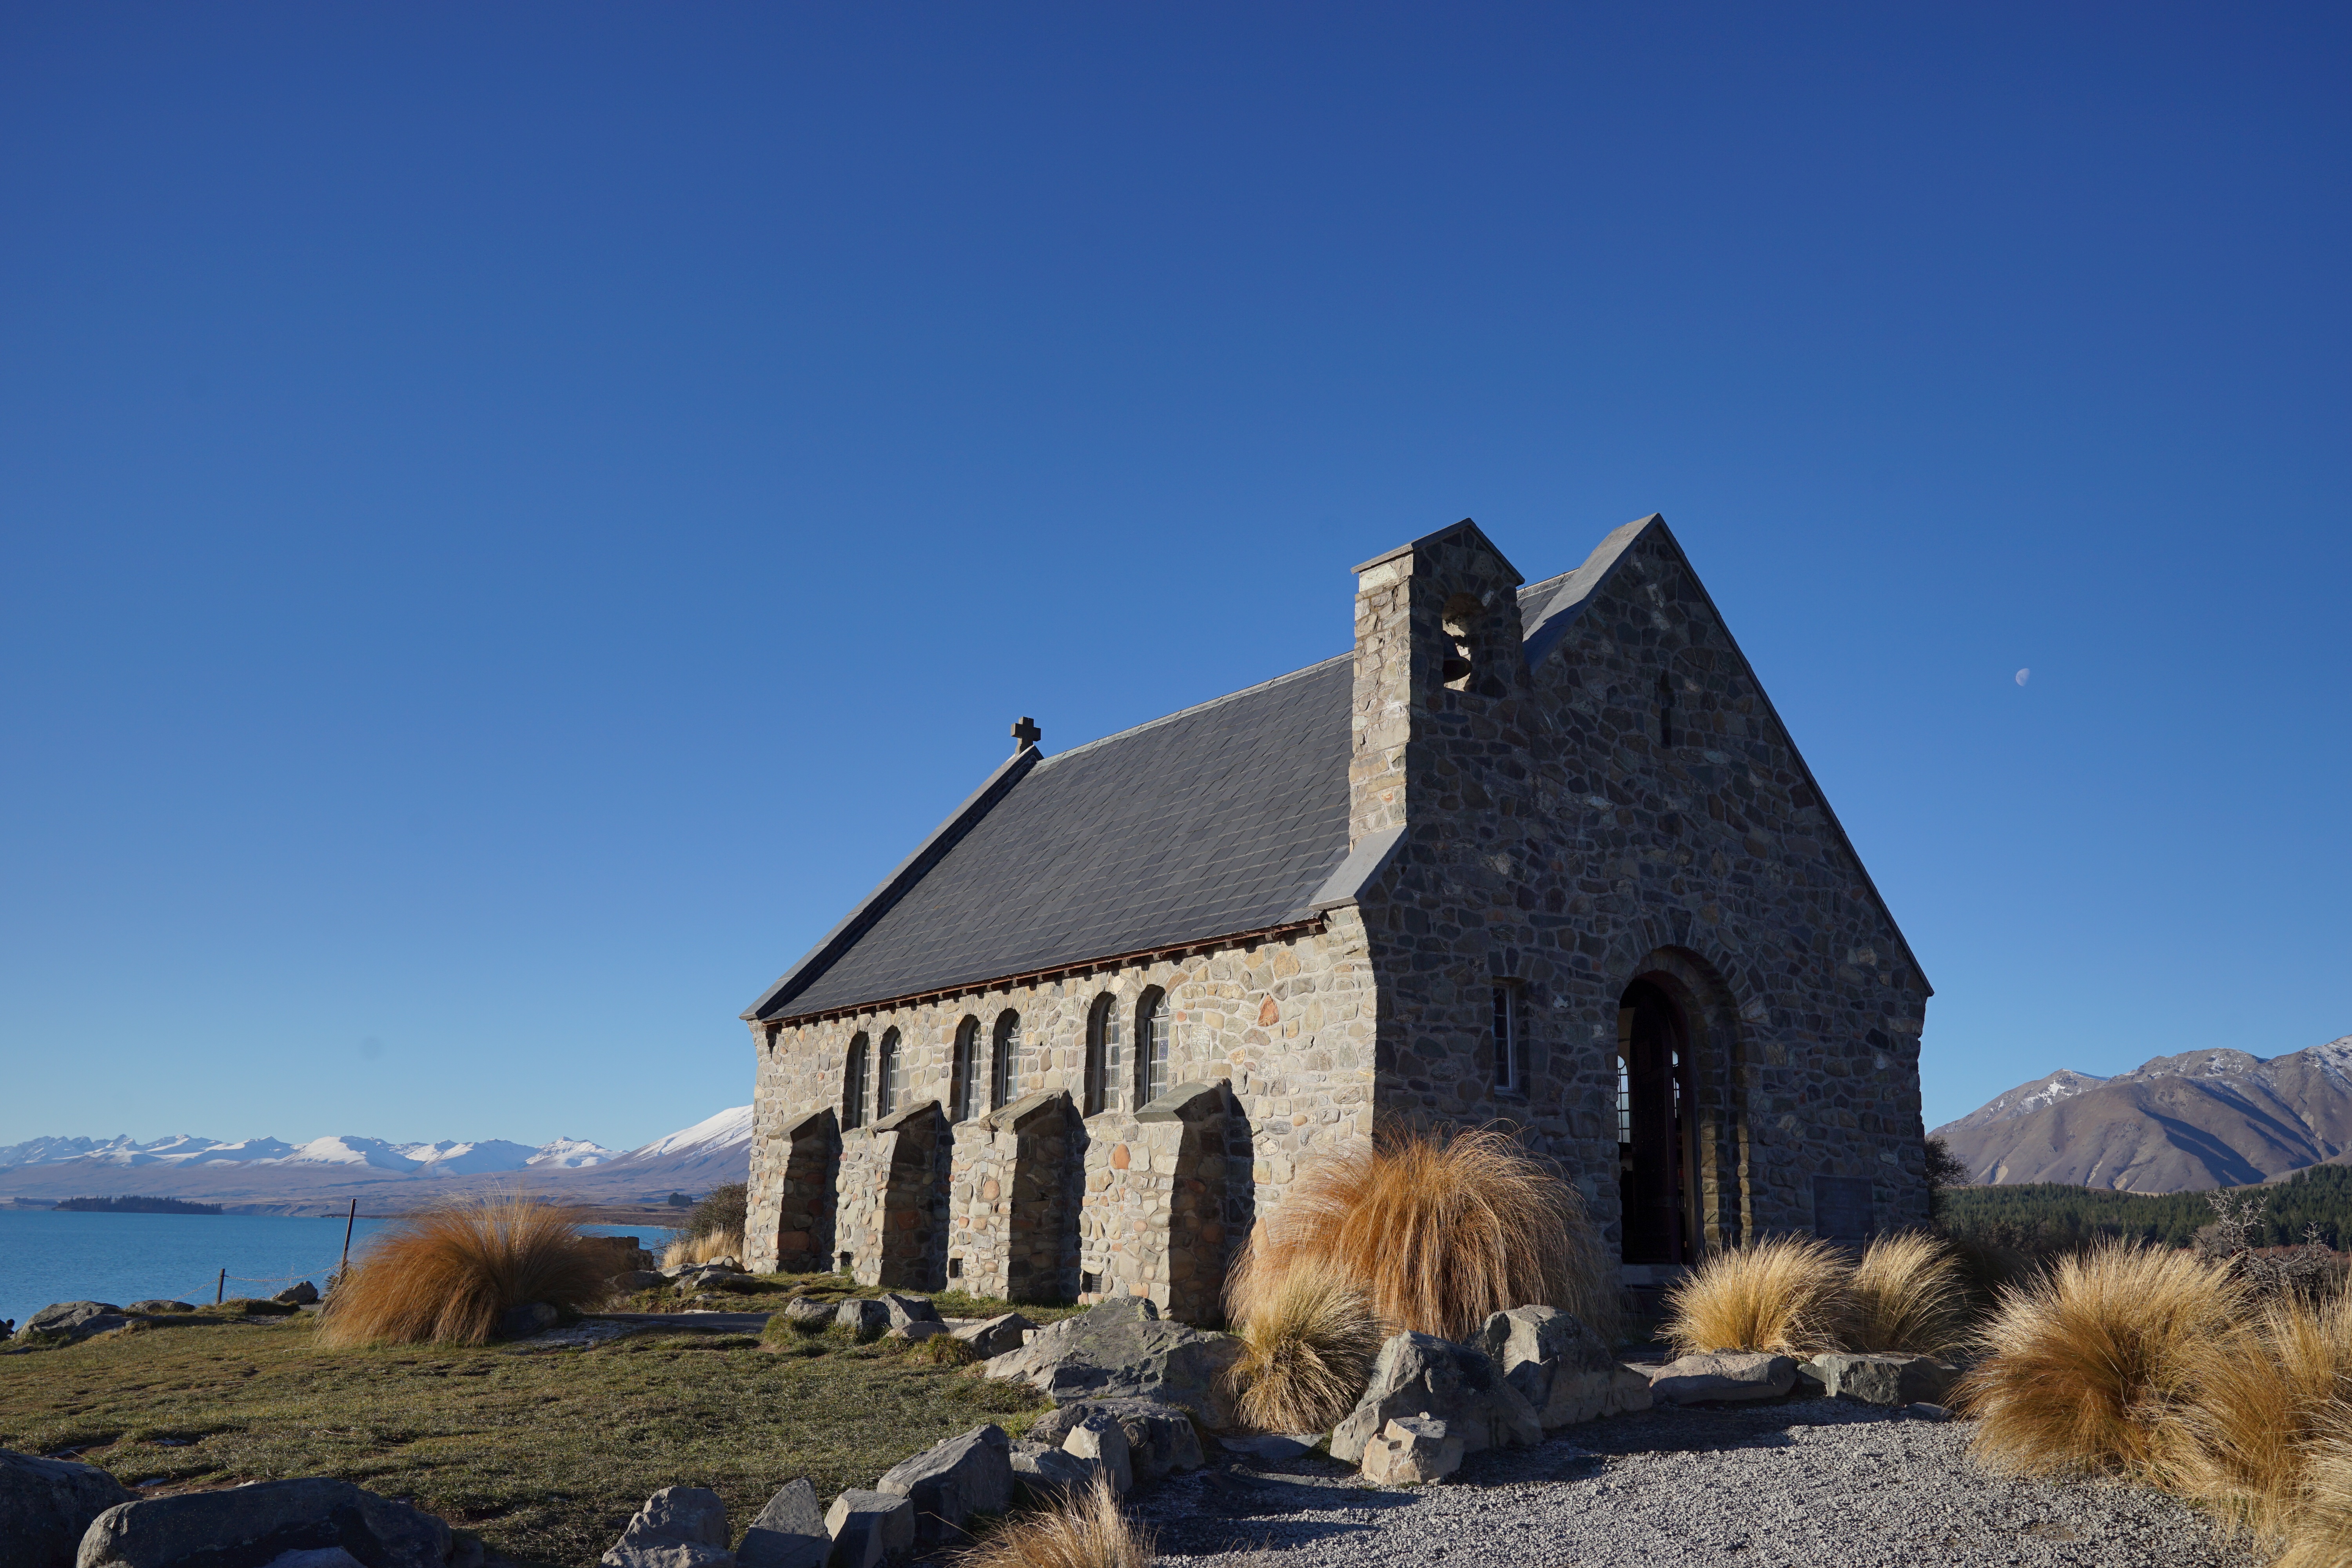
[1084,993,1123,1116]
[991,1010,1022,1111]
[950,1017,979,1122]
[842,1033,870,1131]
[1135,988,1171,1106]
[876,1028,901,1119]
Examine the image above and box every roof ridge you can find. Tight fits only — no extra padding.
[1039,653,1352,768]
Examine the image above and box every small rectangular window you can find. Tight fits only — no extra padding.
[1492,985,1525,1094]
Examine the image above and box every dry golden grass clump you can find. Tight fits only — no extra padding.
[953,1474,1153,1568]
[662,1228,745,1270]
[317,1193,611,1347]
[1957,1241,2242,1479]
[1661,1234,1853,1357]
[1227,1127,1615,1345]
[2278,1427,2352,1568]
[1844,1230,1969,1355]
[2166,1291,2352,1545]
[1224,1270,1384,1434]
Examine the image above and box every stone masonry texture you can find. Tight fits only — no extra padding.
[742,516,1929,1311]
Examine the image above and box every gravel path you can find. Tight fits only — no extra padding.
[1139,1400,2254,1568]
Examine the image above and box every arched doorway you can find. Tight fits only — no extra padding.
[1617,978,1696,1264]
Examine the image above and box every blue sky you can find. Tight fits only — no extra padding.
[2,4,2345,1151]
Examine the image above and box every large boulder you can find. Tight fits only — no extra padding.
[1024,1400,1202,1479]
[76,1478,456,1568]
[979,1298,1243,1427]
[876,1294,940,1332]
[781,1299,837,1329]
[1329,1333,1542,1465]
[1804,1352,1958,1408]
[600,1486,732,1568]
[1643,1351,1798,1405]
[951,1313,1033,1359]
[1358,1416,1463,1485]
[1059,1412,1131,1496]
[1,1448,132,1568]
[821,1490,912,1568]
[874,1424,1011,1550]
[736,1478,827,1568]
[22,1302,130,1341]
[1468,1307,1652,1426]
[273,1282,320,1307]
[1006,1442,1101,1505]
[834,1300,891,1341]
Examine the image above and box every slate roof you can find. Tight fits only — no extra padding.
[748,568,1583,1022]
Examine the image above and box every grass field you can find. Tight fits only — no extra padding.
[0,1279,1067,1568]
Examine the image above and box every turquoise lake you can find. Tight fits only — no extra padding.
[0,1210,670,1328]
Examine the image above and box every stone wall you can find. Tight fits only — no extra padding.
[1078,1081,1250,1323]
[746,1107,838,1272]
[1347,519,1931,1250]
[835,1100,949,1289]
[745,913,1379,1282]
[949,1089,1082,1303]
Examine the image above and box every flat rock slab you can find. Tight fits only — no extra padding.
[1643,1351,1798,1405]
[980,1298,1243,1427]
[1133,1399,2261,1568]
[1806,1353,1959,1408]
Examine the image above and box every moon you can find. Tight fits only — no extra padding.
[2015,669,2030,686]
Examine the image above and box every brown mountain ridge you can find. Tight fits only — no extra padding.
[1932,1034,2352,1193]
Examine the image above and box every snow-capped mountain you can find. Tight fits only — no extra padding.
[0,1110,753,1210]
[1933,1033,2352,1193]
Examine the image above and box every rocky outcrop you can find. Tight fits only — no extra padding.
[1468,1307,1651,1427]
[735,1479,826,1568]
[950,1312,1032,1358]
[600,1486,732,1568]
[874,1425,1011,1550]
[1801,1352,1957,1407]
[1,1448,132,1568]
[1329,1333,1541,1465]
[1024,1399,1202,1479]
[1359,1416,1462,1485]
[1007,1441,1101,1504]
[76,1478,464,1568]
[21,1302,131,1341]
[978,1298,1243,1426]
[821,1490,912,1568]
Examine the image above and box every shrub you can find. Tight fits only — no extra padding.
[686,1182,747,1242]
[1227,1127,1615,1345]
[1958,1242,2242,1479]
[2167,1292,2352,1544]
[914,1331,980,1367]
[1660,1235,1850,1357]
[1225,1270,1383,1434]
[1845,1231,1968,1355]
[954,1474,1152,1568]
[316,1193,610,1347]
[661,1228,746,1270]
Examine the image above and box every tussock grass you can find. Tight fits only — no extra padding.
[1845,1231,1969,1355]
[1228,1127,1615,1344]
[955,1474,1153,1568]
[1225,1270,1383,1434]
[2279,1426,2352,1568]
[661,1229,745,1270]
[317,1194,610,1348]
[1957,1242,2242,1479]
[2167,1292,2352,1545]
[1661,1235,1852,1357]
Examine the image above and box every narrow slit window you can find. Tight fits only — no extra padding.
[1137,989,1171,1105]
[1085,993,1122,1116]
[951,1017,978,1122]
[992,1010,1022,1110]
[843,1033,870,1131]
[876,1028,901,1119]
[1492,985,1525,1093]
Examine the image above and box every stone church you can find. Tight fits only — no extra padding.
[740,515,1931,1321]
